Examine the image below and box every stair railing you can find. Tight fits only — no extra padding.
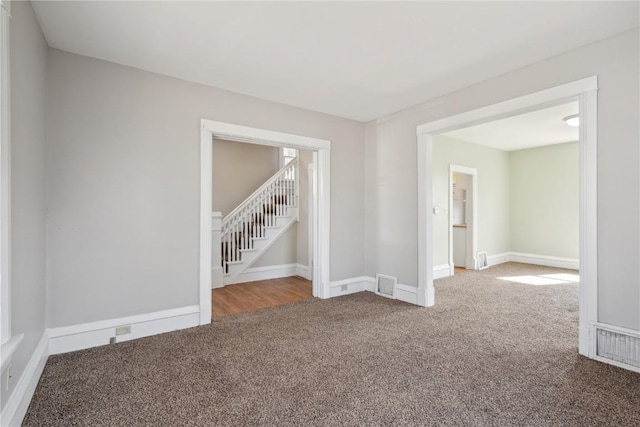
[220,158,298,267]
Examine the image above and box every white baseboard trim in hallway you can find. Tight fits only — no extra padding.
[295,264,311,280]
[485,252,578,270]
[433,264,452,279]
[223,263,311,286]
[1,332,49,427]
[435,252,578,276]
[508,252,579,270]
[395,283,418,304]
[487,253,510,267]
[48,305,200,355]
[329,276,376,297]
[329,276,418,305]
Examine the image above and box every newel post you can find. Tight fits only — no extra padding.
[211,212,224,289]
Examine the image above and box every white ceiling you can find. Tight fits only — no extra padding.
[442,101,579,151]
[31,1,639,122]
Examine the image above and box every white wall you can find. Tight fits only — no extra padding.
[46,49,365,328]
[1,0,48,412]
[365,29,639,331]
[509,142,579,259]
[432,135,510,266]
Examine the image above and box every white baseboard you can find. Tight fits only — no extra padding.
[433,264,452,279]
[395,283,418,304]
[48,305,200,355]
[329,276,375,297]
[436,251,577,277]
[508,252,579,270]
[483,252,578,270]
[1,331,49,427]
[487,252,510,267]
[223,263,310,286]
[329,276,418,305]
[295,264,312,280]
[434,252,576,280]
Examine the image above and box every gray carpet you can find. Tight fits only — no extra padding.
[24,263,640,426]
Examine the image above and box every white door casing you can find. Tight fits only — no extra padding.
[199,120,331,324]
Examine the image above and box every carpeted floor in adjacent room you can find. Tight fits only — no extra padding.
[23,263,640,426]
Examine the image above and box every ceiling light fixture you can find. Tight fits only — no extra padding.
[563,114,579,127]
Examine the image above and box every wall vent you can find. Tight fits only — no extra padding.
[375,274,397,299]
[594,324,640,372]
[476,251,489,270]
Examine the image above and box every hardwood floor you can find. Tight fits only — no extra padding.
[212,276,313,318]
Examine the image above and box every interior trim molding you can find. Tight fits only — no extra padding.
[486,252,578,270]
[201,120,331,151]
[329,276,375,297]
[48,305,200,355]
[508,252,579,270]
[433,264,452,279]
[0,331,49,427]
[436,253,579,275]
[416,76,598,135]
[395,283,418,305]
[223,263,311,285]
[329,276,418,305]
[487,252,510,267]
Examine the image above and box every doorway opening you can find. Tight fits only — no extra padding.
[210,141,315,318]
[417,77,597,357]
[449,166,477,275]
[199,120,331,324]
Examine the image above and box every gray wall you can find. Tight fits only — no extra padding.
[1,0,48,411]
[46,49,365,327]
[212,139,279,215]
[252,226,298,268]
[432,135,510,266]
[365,29,640,331]
[510,142,579,259]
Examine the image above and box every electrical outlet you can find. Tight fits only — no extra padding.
[341,284,347,291]
[109,337,117,344]
[115,325,131,336]
[6,363,12,391]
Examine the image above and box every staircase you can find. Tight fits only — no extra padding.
[219,158,299,286]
